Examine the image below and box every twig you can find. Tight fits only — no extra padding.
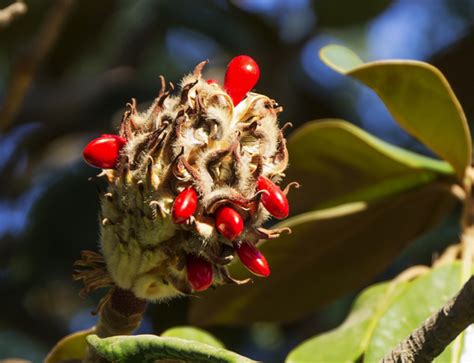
[84,287,147,363]
[381,275,474,362]
[0,1,27,27]
[0,0,75,132]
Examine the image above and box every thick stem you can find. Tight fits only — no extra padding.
[84,287,147,363]
[95,287,147,337]
[382,275,474,362]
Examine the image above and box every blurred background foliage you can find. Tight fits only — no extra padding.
[1,0,474,361]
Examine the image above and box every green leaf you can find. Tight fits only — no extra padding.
[320,45,471,179]
[319,46,364,73]
[287,120,454,215]
[44,327,94,363]
[189,183,458,325]
[364,263,463,362]
[86,334,256,363]
[286,263,465,363]
[161,326,224,349]
[286,281,409,363]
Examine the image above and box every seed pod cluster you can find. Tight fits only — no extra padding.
[80,56,298,301]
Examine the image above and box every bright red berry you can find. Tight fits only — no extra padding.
[215,206,244,240]
[235,241,270,277]
[186,255,213,291]
[257,176,289,219]
[206,79,218,85]
[83,134,126,169]
[172,187,198,224]
[224,55,260,106]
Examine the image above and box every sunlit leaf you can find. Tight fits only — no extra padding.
[286,263,464,363]
[364,263,463,362]
[161,326,224,349]
[286,281,409,363]
[44,327,94,363]
[287,120,454,215]
[86,334,256,363]
[320,45,471,179]
[189,184,458,325]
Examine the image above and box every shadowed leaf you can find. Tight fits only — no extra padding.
[286,120,454,215]
[189,184,458,325]
[320,45,471,179]
[44,327,94,363]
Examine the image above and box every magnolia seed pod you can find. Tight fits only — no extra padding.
[79,56,296,302]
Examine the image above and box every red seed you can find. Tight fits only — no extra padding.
[83,134,126,169]
[224,55,260,106]
[206,79,218,85]
[215,206,244,240]
[235,241,270,277]
[257,176,289,219]
[186,255,213,291]
[172,187,198,224]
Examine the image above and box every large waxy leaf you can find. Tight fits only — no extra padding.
[320,45,471,179]
[287,120,454,215]
[364,263,463,362]
[286,281,409,363]
[189,184,458,325]
[86,334,255,363]
[44,327,94,363]
[161,326,224,348]
[286,263,464,363]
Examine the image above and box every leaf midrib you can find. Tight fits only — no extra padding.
[359,280,410,357]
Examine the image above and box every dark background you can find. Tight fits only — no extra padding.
[0,0,472,361]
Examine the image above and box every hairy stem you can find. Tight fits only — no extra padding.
[84,287,147,363]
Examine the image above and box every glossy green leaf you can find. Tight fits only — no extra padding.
[320,45,471,179]
[86,334,256,363]
[364,263,463,362]
[286,281,409,363]
[287,120,454,215]
[44,327,94,363]
[161,326,224,349]
[286,263,465,363]
[189,183,458,325]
